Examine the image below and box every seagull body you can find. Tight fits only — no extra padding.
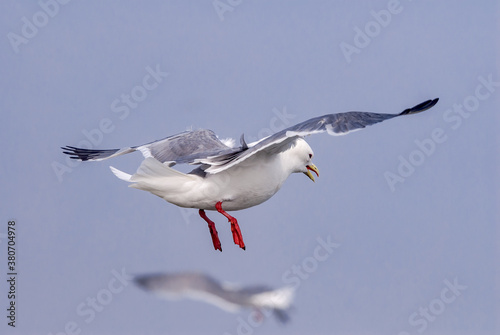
[109,137,310,211]
[134,272,295,322]
[62,98,439,251]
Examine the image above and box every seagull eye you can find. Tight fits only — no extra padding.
[309,154,313,159]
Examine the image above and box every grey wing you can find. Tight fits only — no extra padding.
[197,98,439,173]
[134,272,225,295]
[61,129,239,165]
[138,129,237,164]
[286,98,439,137]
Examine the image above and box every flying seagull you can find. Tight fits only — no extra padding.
[133,272,295,323]
[62,98,439,251]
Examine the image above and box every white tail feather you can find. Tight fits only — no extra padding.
[131,157,188,180]
[126,157,198,200]
[110,166,132,181]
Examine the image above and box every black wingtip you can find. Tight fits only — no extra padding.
[400,98,439,116]
[61,146,88,161]
[273,309,291,324]
[133,276,150,290]
[61,146,120,161]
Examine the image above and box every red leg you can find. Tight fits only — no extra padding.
[252,308,264,323]
[199,209,222,252]
[215,202,246,250]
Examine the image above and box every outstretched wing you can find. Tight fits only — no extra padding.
[62,129,239,165]
[197,98,439,174]
[134,272,226,295]
[62,98,438,173]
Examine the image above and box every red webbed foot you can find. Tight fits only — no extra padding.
[215,202,246,250]
[199,209,222,251]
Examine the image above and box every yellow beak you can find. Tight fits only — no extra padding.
[304,163,320,182]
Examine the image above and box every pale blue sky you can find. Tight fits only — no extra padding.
[1,1,499,334]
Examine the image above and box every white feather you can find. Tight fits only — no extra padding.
[109,166,132,181]
[249,286,295,309]
[137,145,153,158]
[220,137,236,148]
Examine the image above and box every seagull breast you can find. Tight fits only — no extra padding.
[199,150,291,211]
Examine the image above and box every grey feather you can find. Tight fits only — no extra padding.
[199,98,439,173]
[62,129,239,165]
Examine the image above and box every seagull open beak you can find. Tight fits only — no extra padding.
[304,164,320,182]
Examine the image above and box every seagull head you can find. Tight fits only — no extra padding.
[287,138,320,182]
